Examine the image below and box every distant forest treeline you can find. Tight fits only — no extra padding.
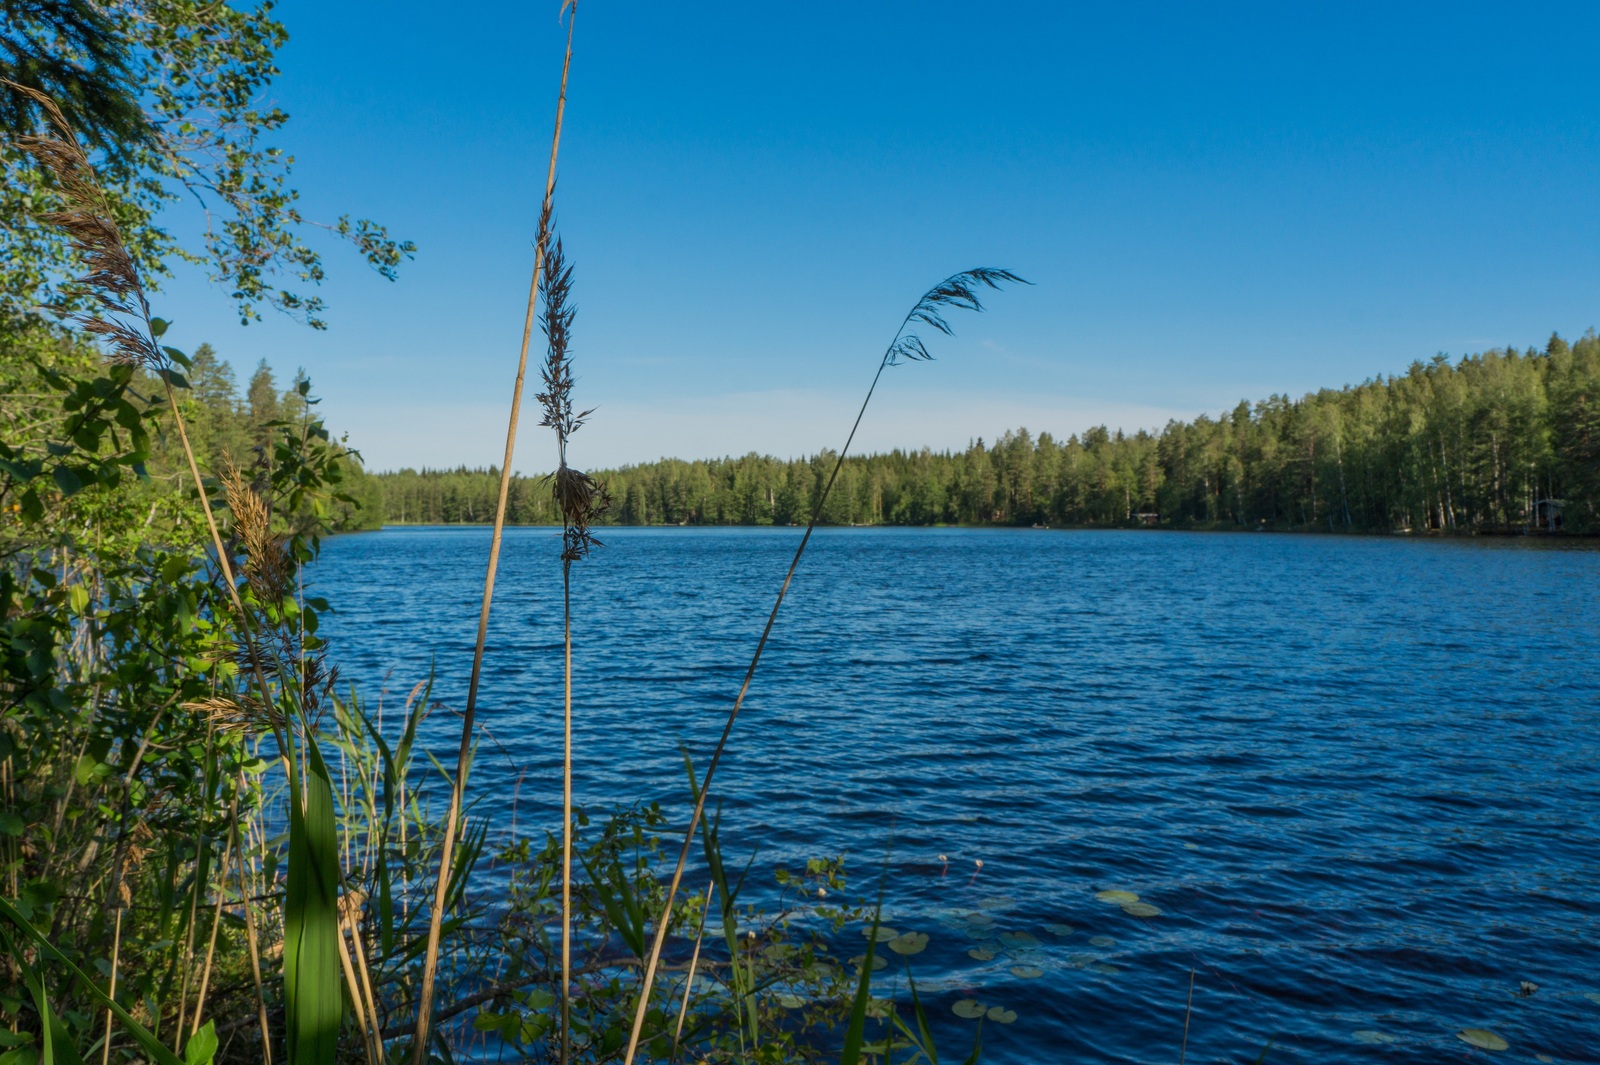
[374,333,1600,534]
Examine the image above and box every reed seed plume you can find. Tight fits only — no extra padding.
[222,460,293,606]
[888,267,1031,365]
[183,694,284,737]
[3,78,161,367]
[536,234,609,560]
[622,266,1028,1064]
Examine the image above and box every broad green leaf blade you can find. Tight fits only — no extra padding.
[183,1021,218,1065]
[284,739,343,1065]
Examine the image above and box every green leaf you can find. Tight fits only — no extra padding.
[51,466,82,497]
[1352,1031,1396,1044]
[0,812,22,836]
[951,999,986,1020]
[183,1022,218,1065]
[888,931,929,955]
[1456,1029,1508,1051]
[150,318,170,338]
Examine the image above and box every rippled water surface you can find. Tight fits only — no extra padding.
[315,527,1600,1063]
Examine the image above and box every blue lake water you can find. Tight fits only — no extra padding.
[314,526,1600,1063]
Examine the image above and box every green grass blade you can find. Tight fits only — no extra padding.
[838,911,879,1065]
[16,941,81,1065]
[895,973,938,1065]
[0,902,180,1065]
[283,738,343,1065]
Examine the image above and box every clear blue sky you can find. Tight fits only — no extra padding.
[157,1,1600,473]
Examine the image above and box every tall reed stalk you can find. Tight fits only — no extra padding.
[533,234,606,1063]
[621,267,1026,1064]
[410,5,578,1059]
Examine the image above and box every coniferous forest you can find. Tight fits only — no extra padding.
[375,331,1600,534]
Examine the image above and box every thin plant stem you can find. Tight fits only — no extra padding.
[561,560,573,1065]
[347,905,384,1065]
[622,269,1024,1063]
[99,907,122,1065]
[235,769,273,1065]
[1180,968,1196,1065]
[410,7,577,1059]
[190,820,237,1037]
[622,347,895,1064]
[336,913,377,1065]
[669,882,714,1065]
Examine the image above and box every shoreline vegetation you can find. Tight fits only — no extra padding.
[1,13,1029,1059]
[0,5,1583,1065]
[370,331,1600,537]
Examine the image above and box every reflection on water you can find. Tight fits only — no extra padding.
[315,527,1600,1063]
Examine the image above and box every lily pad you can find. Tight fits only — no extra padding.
[762,943,798,960]
[966,912,995,926]
[1066,953,1094,968]
[1094,890,1139,905]
[862,926,899,942]
[1044,922,1075,936]
[998,931,1040,949]
[978,896,1017,910]
[986,1007,1017,1024]
[952,999,987,1019]
[1089,961,1121,975]
[847,954,888,972]
[1088,935,1116,948]
[965,927,994,940]
[1352,1030,1396,1044]
[775,993,805,1009]
[1457,1029,1508,1051]
[1585,992,1600,1005]
[1009,965,1044,979]
[865,997,894,1018]
[968,948,996,961]
[1121,902,1162,918]
[1183,842,1200,850]
[888,932,929,956]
